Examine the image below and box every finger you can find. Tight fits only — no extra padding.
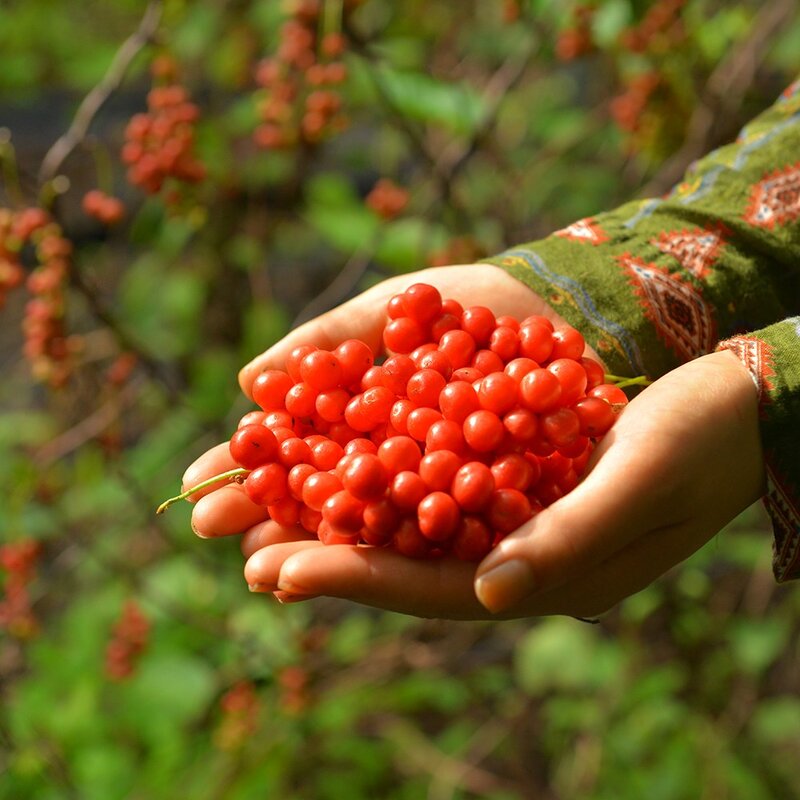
[181,442,238,502]
[191,484,268,538]
[512,516,717,619]
[473,352,761,613]
[244,542,491,619]
[241,519,314,558]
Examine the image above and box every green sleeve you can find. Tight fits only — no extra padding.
[485,77,800,580]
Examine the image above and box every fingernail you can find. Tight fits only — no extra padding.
[191,520,209,539]
[474,559,535,613]
[248,583,269,592]
[274,591,315,604]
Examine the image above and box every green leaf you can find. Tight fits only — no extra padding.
[727,617,790,676]
[372,65,487,136]
[373,217,448,272]
[514,617,625,694]
[751,696,800,744]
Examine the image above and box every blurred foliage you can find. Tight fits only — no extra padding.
[1,0,799,798]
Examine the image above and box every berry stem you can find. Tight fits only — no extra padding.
[156,467,249,514]
[604,373,652,389]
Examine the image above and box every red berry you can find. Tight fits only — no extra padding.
[406,368,447,408]
[278,436,313,468]
[315,388,351,422]
[245,463,289,505]
[406,407,443,441]
[573,396,616,437]
[286,344,317,382]
[504,357,538,383]
[519,369,562,413]
[491,453,536,492]
[381,354,416,395]
[334,339,374,386]
[302,471,343,511]
[252,369,294,410]
[438,329,476,369]
[229,424,279,469]
[460,306,495,345]
[321,490,365,531]
[425,419,466,453]
[438,380,480,424]
[477,371,518,415]
[362,498,400,546]
[392,518,432,558]
[288,463,316,500]
[489,325,519,361]
[451,516,493,561]
[547,358,587,406]
[451,461,495,512]
[341,452,388,500]
[383,317,426,353]
[541,407,581,447]
[502,408,539,443]
[487,488,532,533]
[402,283,442,324]
[300,349,343,390]
[419,449,462,491]
[518,322,553,363]
[550,326,585,360]
[417,492,459,542]
[462,410,504,452]
[390,470,427,511]
[589,383,629,406]
[377,435,421,475]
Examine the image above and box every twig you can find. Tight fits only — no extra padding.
[291,236,380,328]
[38,0,163,184]
[33,374,145,467]
[639,0,796,197]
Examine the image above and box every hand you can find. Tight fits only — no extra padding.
[184,263,579,599]
[238,350,764,619]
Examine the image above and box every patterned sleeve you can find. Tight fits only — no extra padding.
[485,77,800,581]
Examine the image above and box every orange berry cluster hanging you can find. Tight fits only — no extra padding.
[609,71,662,135]
[0,539,42,639]
[213,680,261,751]
[365,178,410,220]
[19,211,76,386]
[253,0,352,149]
[82,189,126,226]
[619,0,687,54]
[105,599,151,681]
[555,4,596,62]
[122,57,206,194]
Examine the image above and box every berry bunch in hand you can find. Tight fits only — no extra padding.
[160,283,635,562]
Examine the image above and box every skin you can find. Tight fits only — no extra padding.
[184,264,765,620]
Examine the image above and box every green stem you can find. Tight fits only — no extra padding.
[605,374,652,389]
[156,467,249,515]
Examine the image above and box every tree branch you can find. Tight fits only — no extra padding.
[38,0,163,184]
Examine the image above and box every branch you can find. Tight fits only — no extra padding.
[38,0,163,184]
[640,0,796,197]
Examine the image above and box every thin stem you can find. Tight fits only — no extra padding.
[156,467,249,514]
[605,374,652,389]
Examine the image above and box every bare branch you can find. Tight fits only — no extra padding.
[640,0,796,197]
[38,0,163,184]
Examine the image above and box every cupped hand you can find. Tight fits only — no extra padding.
[239,349,764,619]
[185,263,574,541]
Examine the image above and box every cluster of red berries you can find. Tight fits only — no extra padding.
[609,71,662,135]
[17,210,76,386]
[276,665,311,715]
[221,283,627,561]
[122,58,206,194]
[0,539,42,639]
[619,0,686,54]
[214,680,260,750]
[0,209,27,308]
[253,1,353,149]
[105,599,150,681]
[555,4,595,62]
[82,189,125,226]
[365,178,410,220]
